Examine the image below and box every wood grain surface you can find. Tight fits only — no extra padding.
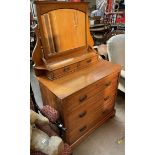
[33,1,122,148]
[37,60,121,99]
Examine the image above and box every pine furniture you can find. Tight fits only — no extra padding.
[32,1,122,149]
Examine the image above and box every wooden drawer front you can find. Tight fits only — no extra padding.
[67,122,92,144]
[46,55,98,80]
[103,82,118,100]
[64,73,118,112]
[77,56,98,70]
[64,85,104,113]
[95,94,116,116]
[53,63,78,79]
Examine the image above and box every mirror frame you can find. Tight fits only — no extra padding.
[35,1,89,60]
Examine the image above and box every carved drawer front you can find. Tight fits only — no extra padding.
[77,56,98,70]
[64,72,118,112]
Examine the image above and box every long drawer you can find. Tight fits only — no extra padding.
[63,72,119,112]
[46,55,98,80]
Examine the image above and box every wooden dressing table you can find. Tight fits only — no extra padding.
[32,1,121,149]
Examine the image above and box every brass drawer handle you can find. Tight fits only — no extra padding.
[86,59,92,63]
[79,125,87,132]
[79,111,87,118]
[79,95,87,102]
[105,81,111,87]
[104,96,110,101]
[64,67,70,72]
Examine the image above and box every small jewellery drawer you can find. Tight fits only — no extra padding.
[55,64,77,77]
[51,63,78,79]
[46,55,98,80]
[64,72,118,111]
[77,56,98,70]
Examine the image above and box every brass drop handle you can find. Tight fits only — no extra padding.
[105,81,111,87]
[79,125,87,132]
[86,59,92,63]
[79,95,87,102]
[104,96,110,101]
[64,67,70,72]
[79,111,87,118]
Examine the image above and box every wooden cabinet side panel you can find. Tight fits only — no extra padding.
[39,82,60,110]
